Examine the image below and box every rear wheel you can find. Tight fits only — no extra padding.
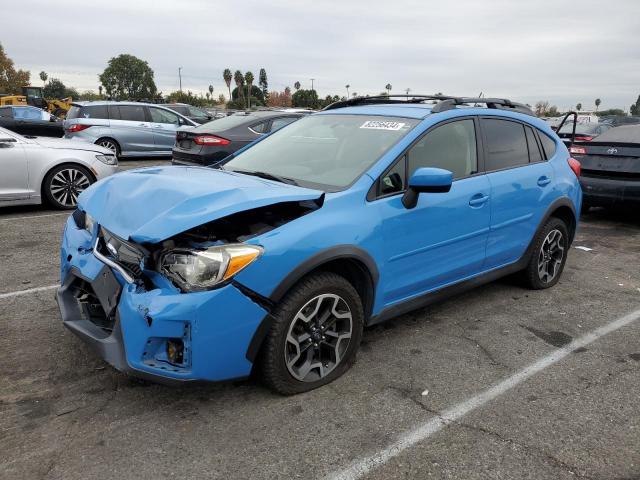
[95,138,120,157]
[43,164,94,209]
[522,217,569,289]
[259,272,364,395]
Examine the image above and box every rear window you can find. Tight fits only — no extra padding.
[483,119,529,171]
[195,113,258,132]
[66,105,82,120]
[167,105,188,115]
[67,105,108,120]
[590,125,640,144]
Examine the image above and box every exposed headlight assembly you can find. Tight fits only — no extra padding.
[95,154,117,165]
[159,244,263,292]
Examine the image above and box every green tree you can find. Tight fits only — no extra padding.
[631,96,640,116]
[99,54,157,100]
[258,68,268,102]
[233,70,244,99]
[223,69,232,101]
[576,103,582,111]
[208,84,213,97]
[595,98,601,112]
[0,43,30,94]
[345,84,350,97]
[231,84,264,106]
[385,83,392,95]
[595,108,626,117]
[244,71,254,108]
[43,78,67,98]
[294,81,301,91]
[292,88,319,109]
[39,71,48,87]
[98,85,103,98]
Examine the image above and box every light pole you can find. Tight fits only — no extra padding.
[310,78,315,91]
[179,67,183,92]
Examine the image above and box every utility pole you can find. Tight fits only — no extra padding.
[310,78,315,91]
[179,67,183,92]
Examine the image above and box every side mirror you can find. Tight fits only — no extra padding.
[402,167,453,209]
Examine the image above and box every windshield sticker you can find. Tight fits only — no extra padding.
[360,120,406,131]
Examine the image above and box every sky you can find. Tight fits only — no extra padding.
[3,0,639,111]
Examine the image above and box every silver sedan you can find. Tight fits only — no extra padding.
[0,127,118,209]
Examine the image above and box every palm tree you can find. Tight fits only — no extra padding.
[294,81,301,91]
[98,85,103,98]
[595,98,601,112]
[223,69,232,101]
[352,92,358,98]
[39,71,48,88]
[245,71,254,108]
[233,70,244,100]
[208,85,214,96]
[405,88,411,96]
[576,103,582,111]
[385,83,392,95]
[345,84,350,98]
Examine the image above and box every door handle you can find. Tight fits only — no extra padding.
[469,193,489,207]
[537,175,551,187]
[139,123,148,127]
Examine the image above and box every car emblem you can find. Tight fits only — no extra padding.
[607,148,618,154]
[106,242,118,257]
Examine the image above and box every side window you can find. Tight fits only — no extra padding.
[249,121,268,133]
[525,126,543,163]
[483,119,529,171]
[538,132,557,159]
[379,156,406,196]
[270,117,297,132]
[118,105,147,122]
[149,107,180,125]
[15,107,42,120]
[0,107,12,118]
[108,105,121,120]
[81,105,108,119]
[408,119,477,179]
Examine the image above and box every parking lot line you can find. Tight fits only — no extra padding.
[327,306,640,480]
[0,284,58,300]
[0,213,69,221]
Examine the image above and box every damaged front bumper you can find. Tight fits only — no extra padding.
[56,216,269,383]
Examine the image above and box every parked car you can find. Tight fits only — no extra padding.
[172,111,304,166]
[163,103,213,124]
[570,124,640,208]
[64,101,198,158]
[57,95,581,394]
[0,126,117,209]
[0,105,63,137]
[557,121,612,145]
[598,116,640,127]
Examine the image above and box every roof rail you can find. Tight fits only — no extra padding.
[323,94,535,116]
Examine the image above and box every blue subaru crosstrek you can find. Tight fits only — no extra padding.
[57,95,582,394]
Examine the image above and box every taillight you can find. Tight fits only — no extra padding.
[66,124,91,133]
[569,145,587,155]
[568,157,581,177]
[574,136,593,142]
[193,135,230,146]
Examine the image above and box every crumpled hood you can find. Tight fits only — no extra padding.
[35,137,112,154]
[78,166,323,243]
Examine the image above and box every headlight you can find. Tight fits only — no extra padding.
[159,244,263,292]
[96,154,117,165]
[85,212,95,235]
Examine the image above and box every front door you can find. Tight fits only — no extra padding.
[0,134,28,200]
[148,107,182,153]
[375,118,491,306]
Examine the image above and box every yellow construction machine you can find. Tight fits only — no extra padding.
[0,86,72,118]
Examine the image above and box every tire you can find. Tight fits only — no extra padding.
[521,217,569,290]
[43,164,94,210]
[95,138,120,157]
[259,272,364,395]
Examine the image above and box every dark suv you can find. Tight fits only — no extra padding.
[172,110,304,166]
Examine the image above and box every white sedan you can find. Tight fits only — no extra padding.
[0,127,118,209]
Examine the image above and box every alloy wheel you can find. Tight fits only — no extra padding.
[50,168,91,207]
[285,293,353,382]
[537,229,565,284]
[98,139,117,153]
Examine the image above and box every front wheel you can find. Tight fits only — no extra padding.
[259,272,364,395]
[521,217,569,289]
[43,164,94,209]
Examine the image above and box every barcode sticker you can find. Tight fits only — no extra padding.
[360,121,406,131]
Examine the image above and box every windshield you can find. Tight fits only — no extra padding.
[224,114,419,190]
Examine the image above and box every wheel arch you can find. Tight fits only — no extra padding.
[94,137,121,154]
[41,161,97,203]
[245,245,379,363]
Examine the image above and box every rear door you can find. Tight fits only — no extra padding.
[109,105,155,154]
[0,132,29,200]
[482,118,555,268]
[148,107,182,153]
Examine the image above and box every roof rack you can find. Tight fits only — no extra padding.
[323,94,535,116]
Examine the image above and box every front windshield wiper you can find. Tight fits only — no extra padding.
[230,169,299,186]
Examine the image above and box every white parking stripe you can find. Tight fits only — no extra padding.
[0,213,69,221]
[0,284,58,300]
[327,307,640,480]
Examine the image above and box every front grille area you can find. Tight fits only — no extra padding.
[70,278,115,333]
[97,227,146,279]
